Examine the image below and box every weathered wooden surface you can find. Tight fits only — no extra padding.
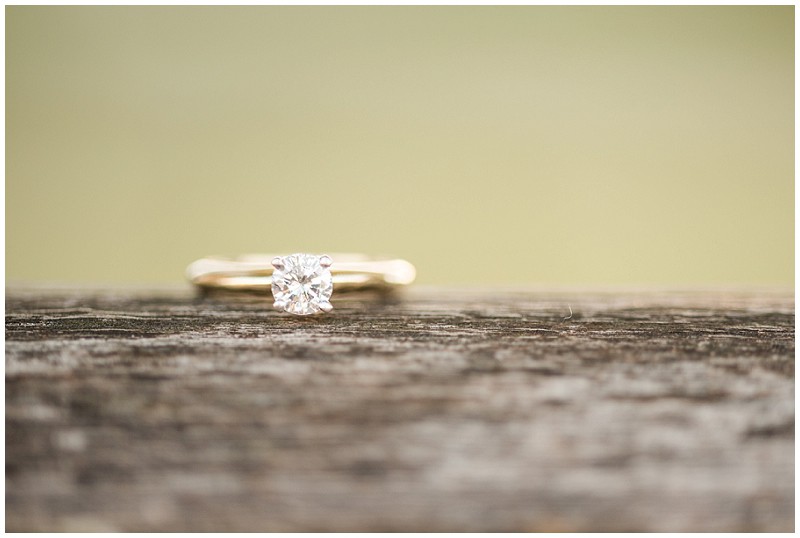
[5,286,794,532]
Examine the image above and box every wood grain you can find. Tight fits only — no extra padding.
[5,286,794,532]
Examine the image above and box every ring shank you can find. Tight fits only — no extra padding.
[187,254,416,294]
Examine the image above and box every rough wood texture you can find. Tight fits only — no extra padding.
[5,286,794,532]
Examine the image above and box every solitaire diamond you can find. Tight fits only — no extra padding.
[271,254,334,315]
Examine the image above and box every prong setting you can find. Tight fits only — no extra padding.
[270,253,334,316]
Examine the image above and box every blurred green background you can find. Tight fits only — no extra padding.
[6,6,794,285]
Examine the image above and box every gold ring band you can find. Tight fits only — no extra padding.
[187,253,416,294]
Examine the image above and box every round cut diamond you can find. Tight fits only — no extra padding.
[271,254,333,315]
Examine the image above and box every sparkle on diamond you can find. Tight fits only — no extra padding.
[271,254,333,315]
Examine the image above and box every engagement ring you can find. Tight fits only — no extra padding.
[186,253,416,315]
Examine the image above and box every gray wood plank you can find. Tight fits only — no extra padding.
[5,287,794,531]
